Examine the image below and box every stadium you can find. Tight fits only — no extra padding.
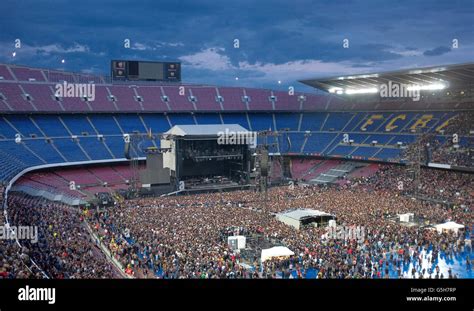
[0,60,472,280]
[1,6,474,306]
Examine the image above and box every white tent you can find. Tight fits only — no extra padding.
[261,246,295,262]
[434,221,465,234]
[399,213,414,223]
[228,236,246,250]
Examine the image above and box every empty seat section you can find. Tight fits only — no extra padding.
[103,136,126,158]
[47,71,75,82]
[53,139,89,162]
[375,148,401,160]
[327,96,351,110]
[343,112,367,131]
[279,133,305,153]
[55,168,100,184]
[248,114,274,131]
[141,114,171,133]
[79,137,113,159]
[221,113,249,129]
[109,86,141,111]
[24,139,64,163]
[60,115,96,135]
[21,84,62,111]
[275,113,299,131]
[345,133,370,144]
[168,114,195,126]
[115,115,146,133]
[89,115,122,135]
[6,115,43,137]
[60,94,90,111]
[191,87,221,110]
[89,86,117,112]
[195,113,221,124]
[88,167,125,183]
[162,86,194,111]
[300,113,327,131]
[136,86,168,111]
[33,115,69,137]
[367,134,395,145]
[351,147,380,157]
[329,145,356,156]
[218,87,246,111]
[303,133,337,153]
[0,118,17,139]
[10,67,45,81]
[302,94,328,110]
[0,83,34,111]
[1,141,44,165]
[0,65,14,80]
[245,89,272,111]
[321,113,353,131]
[273,91,301,110]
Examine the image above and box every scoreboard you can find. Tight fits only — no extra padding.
[111,60,181,82]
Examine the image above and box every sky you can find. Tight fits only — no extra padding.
[0,0,473,92]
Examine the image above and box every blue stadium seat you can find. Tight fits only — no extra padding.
[275,113,299,131]
[168,113,195,126]
[89,115,122,135]
[194,113,222,125]
[53,138,89,162]
[248,113,274,131]
[33,115,69,137]
[79,137,114,160]
[115,115,147,133]
[60,115,97,135]
[221,113,250,129]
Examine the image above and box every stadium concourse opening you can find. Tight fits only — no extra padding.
[0,60,472,282]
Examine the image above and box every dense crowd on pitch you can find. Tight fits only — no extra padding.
[403,112,473,167]
[88,166,472,279]
[1,165,471,279]
[1,194,118,279]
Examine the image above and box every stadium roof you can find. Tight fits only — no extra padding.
[164,124,249,136]
[299,63,474,93]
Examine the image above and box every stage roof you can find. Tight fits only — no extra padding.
[277,208,334,220]
[165,124,249,136]
[299,63,474,93]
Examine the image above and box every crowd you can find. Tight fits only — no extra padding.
[2,194,119,278]
[440,111,474,136]
[87,165,472,279]
[357,165,473,206]
[402,112,473,167]
[1,163,472,279]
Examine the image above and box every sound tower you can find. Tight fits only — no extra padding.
[260,148,269,177]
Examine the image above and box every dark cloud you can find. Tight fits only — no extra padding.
[423,46,452,57]
[0,0,472,89]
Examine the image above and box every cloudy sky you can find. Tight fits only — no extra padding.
[0,0,473,91]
